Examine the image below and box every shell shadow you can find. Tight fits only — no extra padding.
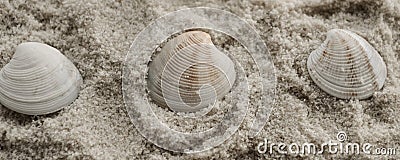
[0,105,61,126]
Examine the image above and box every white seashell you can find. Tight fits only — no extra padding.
[147,31,236,112]
[0,42,82,115]
[307,29,387,99]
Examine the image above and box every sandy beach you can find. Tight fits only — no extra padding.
[0,0,399,159]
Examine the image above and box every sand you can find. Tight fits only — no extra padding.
[0,0,399,159]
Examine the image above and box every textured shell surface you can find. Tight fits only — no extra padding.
[0,42,82,115]
[147,31,236,112]
[307,29,387,99]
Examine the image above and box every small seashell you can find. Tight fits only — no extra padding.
[0,42,82,115]
[307,29,387,99]
[147,31,236,112]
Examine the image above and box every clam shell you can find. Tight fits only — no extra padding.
[307,29,387,99]
[0,42,82,115]
[147,31,236,112]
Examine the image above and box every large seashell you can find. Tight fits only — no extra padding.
[307,29,387,99]
[147,31,236,112]
[0,42,82,115]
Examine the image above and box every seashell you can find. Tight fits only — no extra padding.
[307,29,387,99]
[147,31,236,112]
[0,42,82,115]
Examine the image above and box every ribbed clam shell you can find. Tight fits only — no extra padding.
[147,31,236,112]
[307,29,387,99]
[0,42,82,115]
